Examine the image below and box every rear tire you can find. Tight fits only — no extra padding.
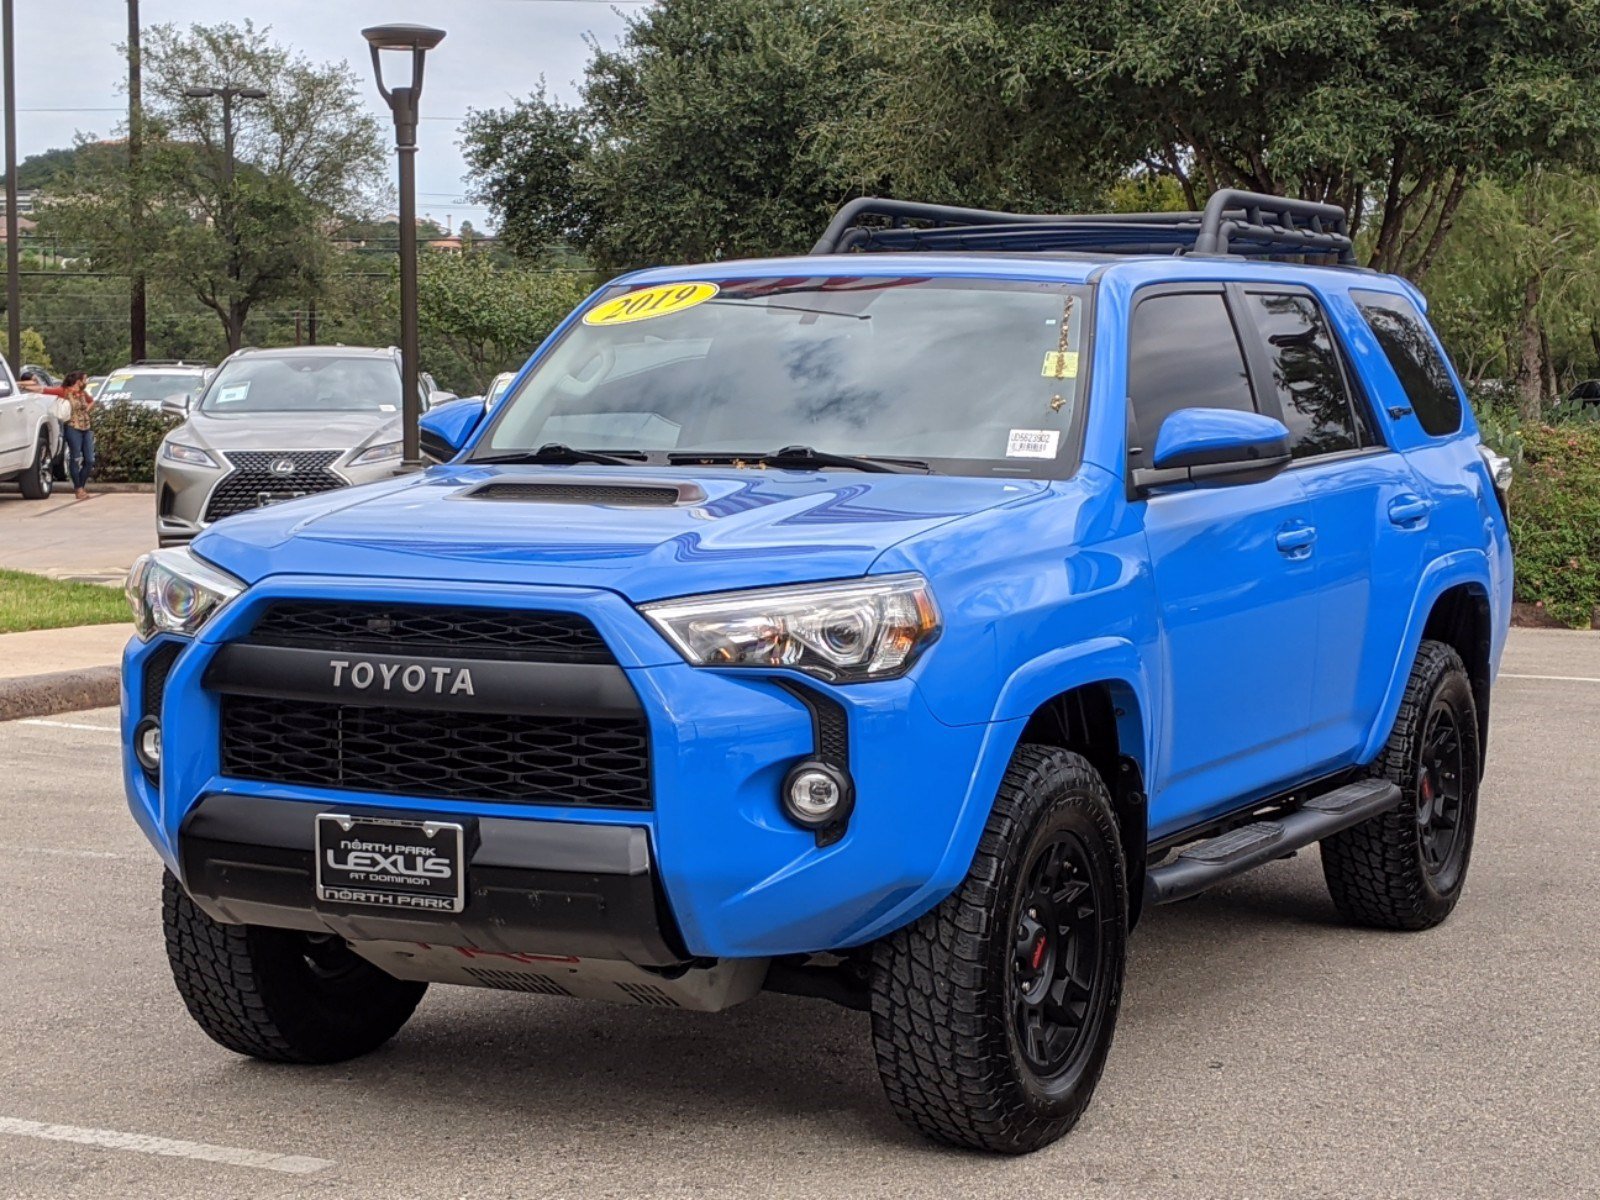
[18,434,52,499]
[869,746,1127,1154]
[162,871,426,1063]
[1320,640,1480,930]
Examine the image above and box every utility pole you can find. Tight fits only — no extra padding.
[128,0,145,361]
[3,0,21,371]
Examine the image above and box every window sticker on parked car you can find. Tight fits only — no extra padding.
[217,384,251,404]
[103,373,133,392]
[1006,428,1060,458]
[1041,351,1079,379]
[583,282,720,327]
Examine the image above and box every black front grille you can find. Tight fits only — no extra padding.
[221,696,652,808]
[203,450,345,523]
[247,601,612,663]
[142,642,182,719]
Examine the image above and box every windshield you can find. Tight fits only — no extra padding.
[476,276,1091,476]
[200,355,401,414]
[99,371,205,404]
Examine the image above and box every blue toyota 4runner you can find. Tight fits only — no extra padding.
[123,192,1512,1154]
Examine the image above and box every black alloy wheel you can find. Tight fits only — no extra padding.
[1416,696,1467,886]
[1011,831,1106,1082]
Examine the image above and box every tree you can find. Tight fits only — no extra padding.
[834,0,1600,279]
[20,329,51,369]
[463,1,882,270]
[41,21,384,350]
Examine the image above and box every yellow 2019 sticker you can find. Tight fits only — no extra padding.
[583,282,720,327]
[1041,350,1079,379]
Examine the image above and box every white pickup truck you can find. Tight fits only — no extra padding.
[0,358,64,500]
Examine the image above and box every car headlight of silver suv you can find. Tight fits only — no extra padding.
[349,440,403,466]
[125,548,244,640]
[162,440,220,468]
[641,574,941,683]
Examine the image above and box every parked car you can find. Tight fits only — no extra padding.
[96,361,212,412]
[124,192,1512,1155]
[153,345,428,546]
[484,370,515,411]
[21,363,57,388]
[0,357,63,499]
[1565,379,1600,408]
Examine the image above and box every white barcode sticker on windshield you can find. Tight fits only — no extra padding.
[1006,429,1060,459]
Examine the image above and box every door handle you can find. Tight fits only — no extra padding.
[1388,495,1432,527]
[1275,524,1317,558]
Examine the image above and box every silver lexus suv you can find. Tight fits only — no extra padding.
[155,346,425,546]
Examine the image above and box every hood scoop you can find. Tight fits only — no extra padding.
[461,479,706,507]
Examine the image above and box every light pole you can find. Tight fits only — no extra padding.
[3,0,21,371]
[184,84,266,349]
[362,23,445,474]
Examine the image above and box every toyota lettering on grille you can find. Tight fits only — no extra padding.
[330,658,476,696]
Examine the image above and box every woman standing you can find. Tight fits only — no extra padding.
[44,372,96,499]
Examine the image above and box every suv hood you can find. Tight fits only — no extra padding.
[174,408,401,457]
[193,464,1043,601]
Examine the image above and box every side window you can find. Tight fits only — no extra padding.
[1241,291,1361,459]
[1351,290,1463,436]
[1127,292,1255,469]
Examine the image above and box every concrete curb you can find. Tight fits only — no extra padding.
[0,666,122,722]
[89,482,155,494]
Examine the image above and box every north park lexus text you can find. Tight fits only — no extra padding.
[123,192,1511,1154]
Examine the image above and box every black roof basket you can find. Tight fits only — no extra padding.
[810,190,1357,265]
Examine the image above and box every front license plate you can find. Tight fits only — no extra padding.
[316,814,465,913]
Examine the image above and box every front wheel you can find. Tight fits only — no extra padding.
[162,872,426,1063]
[869,746,1128,1154]
[18,434,52,499]
[1321,639,1481,930]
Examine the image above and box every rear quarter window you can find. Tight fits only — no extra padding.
[1351,290,1463,436]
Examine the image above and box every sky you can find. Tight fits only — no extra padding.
[5,0,648,231]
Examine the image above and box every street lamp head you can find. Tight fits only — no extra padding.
[362,23,446,112]
[361,23,446,53]
[236,87,268,101]
[182,86,218,99]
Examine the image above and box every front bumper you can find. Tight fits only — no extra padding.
[124,575,1016,961]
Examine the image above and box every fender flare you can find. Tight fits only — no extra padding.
[1358,549,1493,764]
[844,638,1155,947]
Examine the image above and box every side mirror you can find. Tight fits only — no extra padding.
[419,398,486,463]
[1132,407,1291,493]
[161,392,193,418]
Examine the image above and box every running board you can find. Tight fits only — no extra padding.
[1144,779,1402,906]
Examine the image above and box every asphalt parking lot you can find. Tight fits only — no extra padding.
[1,628,1597,1199]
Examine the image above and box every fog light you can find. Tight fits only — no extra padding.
[781,761,854,830]
[134,716,162,774]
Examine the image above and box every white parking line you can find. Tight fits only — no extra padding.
[17,718,119,733]
[1500,672,1600,684]
[0,845,128,860]
[0,1117,335,1176]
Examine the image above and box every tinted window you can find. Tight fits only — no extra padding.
[1127,292,1255,468]
[1243,292,1360,459]
[200,356,401,414]
[1352,291,1463,436]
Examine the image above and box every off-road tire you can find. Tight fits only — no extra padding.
[1321,640,1481,930]
[18,434,52,499]
[869,746,1128,1154]
[162,871,426,1064]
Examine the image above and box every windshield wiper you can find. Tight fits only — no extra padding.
[668,445,929,474]
[474,443,649,467]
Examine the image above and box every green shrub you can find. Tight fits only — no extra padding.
[1511,424,1600,627]
[91,402,181,484]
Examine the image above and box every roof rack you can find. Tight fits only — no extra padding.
[810,190,1357,265]
[133,359,211,368]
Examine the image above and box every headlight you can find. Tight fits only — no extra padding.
[162,441,220,468]
[124,548,244,640]
[641,574,940,683]
[349,440,402,466]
